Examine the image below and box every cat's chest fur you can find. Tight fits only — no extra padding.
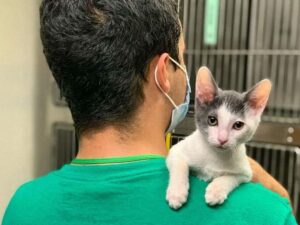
[169,130,252,181]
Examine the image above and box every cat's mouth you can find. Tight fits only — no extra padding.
[209,141,232,151]
[214,144,231,151]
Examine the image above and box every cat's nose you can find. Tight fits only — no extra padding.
[218,138,228,145]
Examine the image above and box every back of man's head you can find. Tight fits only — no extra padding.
[40,0,181,136]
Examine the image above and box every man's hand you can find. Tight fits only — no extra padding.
[248,157,290,200]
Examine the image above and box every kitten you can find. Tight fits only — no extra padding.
[166,67,272,209]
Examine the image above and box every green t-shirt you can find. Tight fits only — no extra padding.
[2,158,298,225]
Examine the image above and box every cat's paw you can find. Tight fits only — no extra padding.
[205,182,228,206]
[166,183,189,210]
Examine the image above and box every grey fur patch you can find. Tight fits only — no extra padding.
[220,90,247,115]
[195,89,247,136]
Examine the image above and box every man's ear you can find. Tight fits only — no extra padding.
[196,66,218,104]
[245,79,272,116]
[155,53,171,93]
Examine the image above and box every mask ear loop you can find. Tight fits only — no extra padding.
[177,0,181,13]
[154,66,179,109]
[169,57,192,93]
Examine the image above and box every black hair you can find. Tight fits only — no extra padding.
[40,0,181,135]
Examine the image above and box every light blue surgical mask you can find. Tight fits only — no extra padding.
[155,56,191,132]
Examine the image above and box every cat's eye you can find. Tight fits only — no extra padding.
[233,121,244,130]
[208,116,218,126]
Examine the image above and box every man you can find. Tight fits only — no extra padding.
[2,0,297,224]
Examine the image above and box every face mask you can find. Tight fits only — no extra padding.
[155,56,191,132]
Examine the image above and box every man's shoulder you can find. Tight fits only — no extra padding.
[230,181,290,207]
[2,171,59,224]
[14,170,59,195]
[230,182,297,224]
[188,176,296,224]
[8,171,58,197]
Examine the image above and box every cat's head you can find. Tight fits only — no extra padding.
[195,67,271,151]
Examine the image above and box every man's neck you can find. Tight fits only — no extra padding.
[76,126,168,159]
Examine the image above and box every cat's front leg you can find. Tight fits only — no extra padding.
[205,175,250,206]
[166,152,190,210]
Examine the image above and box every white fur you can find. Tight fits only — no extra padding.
[166,128,252,209]
[208,105,233,146]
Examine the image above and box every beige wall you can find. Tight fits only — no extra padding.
[0,0,72,220]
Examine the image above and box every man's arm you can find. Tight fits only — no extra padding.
[248,157,290,200]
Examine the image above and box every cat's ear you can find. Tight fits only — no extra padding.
[245,79,272,116]
[196,66,218,104]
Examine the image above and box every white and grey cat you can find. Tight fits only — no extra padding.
[166,67,272,209]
